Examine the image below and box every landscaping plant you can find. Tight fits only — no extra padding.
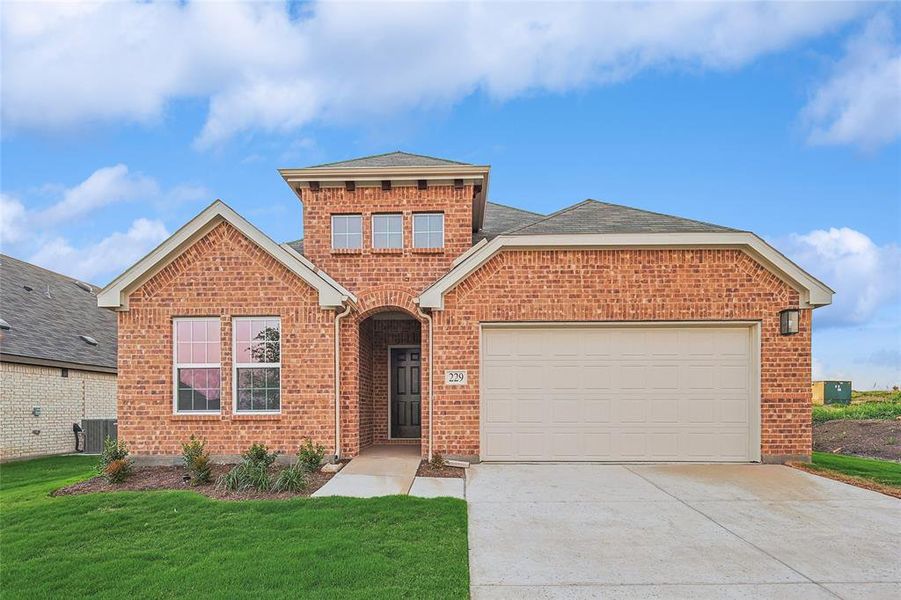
[297,438,326,472]
[240,442,279,468]
[103,459,132,483]
[181,435,212,485]
[218,442,278,491]
[272,464,308,493]
[98,437,133,483]
[429,452,446,470]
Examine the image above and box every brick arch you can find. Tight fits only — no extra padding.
[354,287,423,322]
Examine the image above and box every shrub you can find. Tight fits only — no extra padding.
[272,465,308,493]
[297,438,326,472]
[217,463,271,492]
[181,436,212,485]
[103,459,132,484]
[429,453,446,470]
[241,443,279,469]
[98,437,131,476]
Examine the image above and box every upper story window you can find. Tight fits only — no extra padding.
[174,318,221,413]
[233,317,281,414]
[332,214,362,249]
[413,213,444,248]
[372,213,403,249]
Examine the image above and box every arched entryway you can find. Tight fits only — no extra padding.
[357,309,424,451]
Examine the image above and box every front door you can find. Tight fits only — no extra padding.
[391,347,421,438]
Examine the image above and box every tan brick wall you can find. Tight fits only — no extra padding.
[117,221,336,459]
[1,362,116,461]
[430,248,812,461]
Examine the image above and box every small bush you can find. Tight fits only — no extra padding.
[181,436,212,485]
[429,453,446,469]
[272,465,308,493]
[217,463,271,492]
[297,438,326,472]
[241,443,279,469]
[98,437,131,476]
[103,459,132,484]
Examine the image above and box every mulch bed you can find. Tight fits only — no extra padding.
[416,461,465,479]
[813,419,901,462]
[787,461,901,500]
[52,463,337,500]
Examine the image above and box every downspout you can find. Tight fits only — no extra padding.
[333,301,352,461]
[415,302,434,462]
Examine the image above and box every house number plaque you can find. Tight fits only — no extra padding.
[445,370,468,385]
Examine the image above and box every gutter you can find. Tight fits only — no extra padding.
[415,301,434,461]
[333,301,352,461]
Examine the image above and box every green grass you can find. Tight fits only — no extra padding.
[851,389,901,403]
[812,400,901,424]
[811,452,901,487]
[0,456,469,599]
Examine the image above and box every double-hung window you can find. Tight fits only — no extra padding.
[233,317,281,413]
[372,213,403,249]
[413,213,444,248]
[173,318,221,413]
[331,214,362,249]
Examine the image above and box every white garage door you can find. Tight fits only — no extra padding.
[481,325,758,462]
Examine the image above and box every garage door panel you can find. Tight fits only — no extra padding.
[481,326,756,462]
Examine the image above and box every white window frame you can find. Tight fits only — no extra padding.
[331,214,363,250]
[172,317,221,415]
[372,213,404,249]
[412,212,445,249]
[232,316,282,415]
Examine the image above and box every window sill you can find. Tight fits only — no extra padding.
[411,247,444,254]
[170,413,222,421]
[231,413,282,421]
[371,247,404,255]
[331,248,363,255]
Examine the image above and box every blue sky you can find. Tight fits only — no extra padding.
[1,1,899,388]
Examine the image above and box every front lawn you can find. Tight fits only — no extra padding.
[810,452,901,487]
[1,456,469,599]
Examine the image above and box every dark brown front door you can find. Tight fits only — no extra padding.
[391,347,421,438]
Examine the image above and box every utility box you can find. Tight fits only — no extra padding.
[812,381,852,405]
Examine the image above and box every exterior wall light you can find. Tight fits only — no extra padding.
[780,309,800,335]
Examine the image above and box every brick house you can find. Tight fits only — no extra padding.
[1,255,117,461]
[99,152,832,464]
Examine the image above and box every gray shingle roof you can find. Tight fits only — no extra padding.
[285,239,304,254]
[507,199,739,235]
[0,254,117,371]
[474,202,544,243]
[307,151,472,169]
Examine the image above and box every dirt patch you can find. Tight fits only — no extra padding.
[788,462,901,500]
[813,419,901,461]
[52,464,337,500]
[416,461,465,479]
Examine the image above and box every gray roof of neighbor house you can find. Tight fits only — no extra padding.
[285,239,304,254]
[475,202,544,243]
[507,199,740,235]
[0,254,117,372]
[307,151,473,169]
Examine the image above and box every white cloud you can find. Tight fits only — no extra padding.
[781,227,901,328]
[40,164,158,223]
[29,218,169,284]
[0,0,865,148]
[803,13,901,150]
[0,193,28,245]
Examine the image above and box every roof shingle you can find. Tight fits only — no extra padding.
[307,151,472,169]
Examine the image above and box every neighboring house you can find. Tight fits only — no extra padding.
[1,255,117,461]
[100,151,833,464]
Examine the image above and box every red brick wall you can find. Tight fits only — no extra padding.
[430,248,812,461]
[117,221,337,458]
[300,185,473,293]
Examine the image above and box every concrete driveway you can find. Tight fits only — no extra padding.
[467,464,900,599]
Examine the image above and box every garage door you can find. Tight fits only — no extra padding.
[481,325,757,462]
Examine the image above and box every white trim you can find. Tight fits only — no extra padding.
[98,200,351,310]
[172,317,222,415]
[232,316,282,416]
[478,320,762,463]
[371,213,404,249]
[386,344,422,440]
[419,232,834,310]
[331,214,363,250]
[412,212,445,249]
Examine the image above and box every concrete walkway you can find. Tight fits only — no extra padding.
[312,445,420,498]
[467,463,901,599]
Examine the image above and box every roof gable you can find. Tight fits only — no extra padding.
[98,200,353,310]
[307,151,471,169]
[0,254,117,371]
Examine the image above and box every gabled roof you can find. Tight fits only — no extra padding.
[474,202,544,243]
[307,151,471,169]
[286,239,304,254]
[0,254,117,372]
[508,199,739,235]
[98,200,354,310]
